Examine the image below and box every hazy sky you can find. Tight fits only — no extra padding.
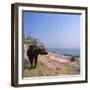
[23,11,80,48]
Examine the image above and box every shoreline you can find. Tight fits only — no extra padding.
[48,52,80,63]
[48,51,80,57]
[47,48,80,57]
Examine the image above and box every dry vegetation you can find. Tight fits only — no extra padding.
[24,53,80,77]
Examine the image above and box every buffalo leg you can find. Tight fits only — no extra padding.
[28,56,33,68]
[34,56,38,68]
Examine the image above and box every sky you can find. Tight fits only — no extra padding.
[23,11,80,49]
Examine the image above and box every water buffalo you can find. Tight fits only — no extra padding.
[27,45,48,68]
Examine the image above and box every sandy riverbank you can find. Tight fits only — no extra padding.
[24,52,80,77]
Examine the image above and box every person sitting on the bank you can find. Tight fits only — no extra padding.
[70,56,75,62]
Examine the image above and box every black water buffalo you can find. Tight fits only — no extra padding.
[27,45,48,68]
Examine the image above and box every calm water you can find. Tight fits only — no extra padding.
[47,48,80,57]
